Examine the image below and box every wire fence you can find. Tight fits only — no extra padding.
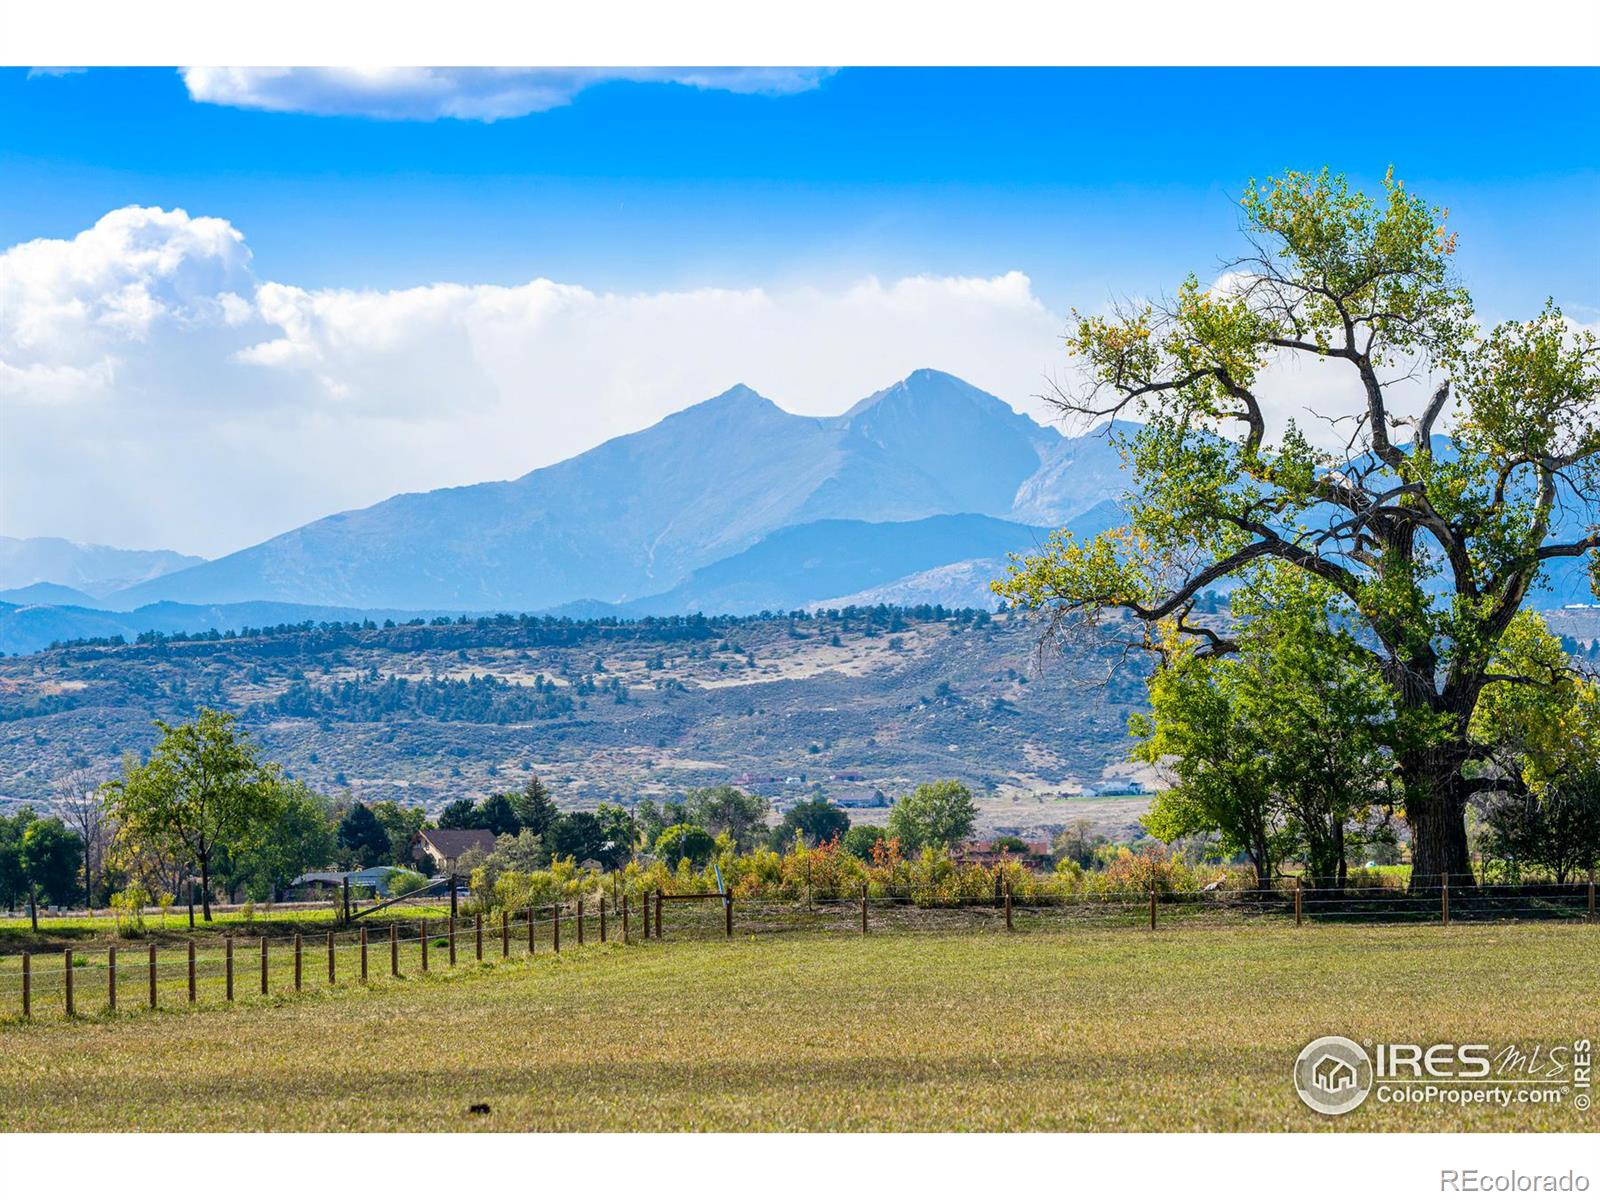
[2,879,1594,1023]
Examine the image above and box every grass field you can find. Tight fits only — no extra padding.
[1,921,1595,1132]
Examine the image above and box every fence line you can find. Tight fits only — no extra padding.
[4,881,1595,1024]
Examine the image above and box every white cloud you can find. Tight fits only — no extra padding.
[179,67,833,122]
[0,206,1062,557]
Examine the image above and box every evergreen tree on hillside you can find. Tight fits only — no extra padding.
[512,775,559,838]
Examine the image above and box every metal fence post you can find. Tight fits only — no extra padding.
[501,909,509,957]
[861,883,868,935]
[552,903,561,953]
[225,937,233,1001]
[20,952,29,1019]
[294,932,303,991]
[1149,887,1157,931]
[1295,877,1303,927]
[622,894,630,943]
[655,890,663,940]
[149,943,157,1009]
[600,897,607,944]
[724,891,733,939]
[260,935,268,995]
[449,915,457,966]
[577,899,585,946]
[360,926,369,981]
[327,930,336,984]
[187,939,197,1004]
[1004,882,1013,932]
[474,913,483,962]
[1442,878,1450,926]
[64,949,74,1017]
[108,946,118,1012]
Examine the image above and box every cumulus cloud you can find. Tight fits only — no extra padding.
[0,206,1061,556]
[180,67,833,121]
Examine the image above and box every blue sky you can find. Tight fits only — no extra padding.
[6,68,1596,312]
[2,67,1597,555]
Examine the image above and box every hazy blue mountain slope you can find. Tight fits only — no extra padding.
[0,599,460,656]
[623,513,1052,616]
[109,371,1063,612]
[0,582,101,607]
[0,536,202,597]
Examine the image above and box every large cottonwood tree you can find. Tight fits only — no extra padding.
[996,169,1599,887]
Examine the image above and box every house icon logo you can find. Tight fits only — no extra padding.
[1294,1036,1374,1115]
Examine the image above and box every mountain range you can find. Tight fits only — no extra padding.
[4,366,1594,656]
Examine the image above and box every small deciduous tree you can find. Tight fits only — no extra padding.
[886,781,977,854]
[772,798,850,849]
[654,823,716,867]
[106,709,281,920]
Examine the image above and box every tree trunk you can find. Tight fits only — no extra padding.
[1402,743,1476,891]
[200,856,213,921]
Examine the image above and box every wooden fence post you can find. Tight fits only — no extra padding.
[1588,880,1595,923]
[225,937,233,1001]
[64,948,74,1017]
[188,939,196,1004]
[552,904,561,953]
[260,936,268,995]
[501,909,509,958]
[342,876,351,926]
[420,918,429,972]
[861,883,868,935]
[577,899,585,946]
[20,952,29,1019]
[1004,882,1014,932]
[1442,878,1450,926]
[448,915,457,966]
[108,946,117,1012]
[599,897,607,944]
[360,926,368,982]
[475,913,483,962]
[390,924,399,976]
[1295,877,1303,927]
[149,943,157,1009]
[294,932,303,991]
[1149,887,1157,931]
[641,891,650,940]
[327,930,336,984]
[527,907,535,955]
[622,894,630,944]
[449,874,458,920]
[725,892,733,939]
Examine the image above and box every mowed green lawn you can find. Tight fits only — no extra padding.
[1,923,1594,1132]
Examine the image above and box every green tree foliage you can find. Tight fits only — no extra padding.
[995,168,1600,887]
[438,798,479,830]
[654,823,716,867]
[20,816,83,906]
[772,798,850,848]
[511,776,559,839]
[1135,566,1396,887]
[473,793,521,837]
[841,824,887,859]
[547,811,606,866]
[1481,768,1600,884]
[105,708,281,919]
[368,800,425,867]
[223,780,339,901]
[337,803,391,868]
[594,802,638,861]
[0,808,35,909]
[685,785,770,851]
[886,781,977,854]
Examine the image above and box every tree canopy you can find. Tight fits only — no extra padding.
[886,781,977,854]
[997,168,1600,886]
[105,708,281,919]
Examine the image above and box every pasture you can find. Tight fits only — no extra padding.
[1,922,1594,1132]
